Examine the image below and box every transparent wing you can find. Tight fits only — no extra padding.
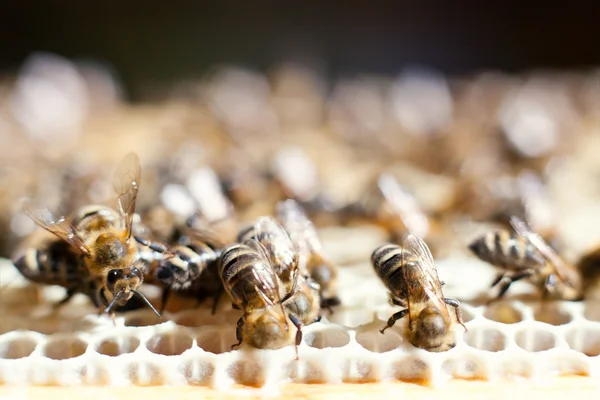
[401,234,448,318]
[509,215,572,283]
[276,199,319,274]
[112,152,141,240]
[21,199,90,255]
[378,173,429,238]
[243,238,284,307]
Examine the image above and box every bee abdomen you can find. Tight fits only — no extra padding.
[469,231,545,271]
[371,244,405,291]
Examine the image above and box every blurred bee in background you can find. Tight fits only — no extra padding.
[344,172,430,243]
[577,244,600,300]
[469,216,581,301]
[371,234,466,352]
[13,153,162,317]
[219,238,304,358]
[276,199,340,310]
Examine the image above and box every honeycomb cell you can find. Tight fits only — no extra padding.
[515,328,557,352]
[342,360,377,383]
[565,326,600,357]
[304,327,350,349]
[533,303,573,326]
[196,328,237,354]
[356,330,402,353]
[459,306,476,323]
[392,356,430,382]
[124,312,163,327]
[42,337,87,360]
[583,300,600,322]
[227,360,266,387]
[181,359,215,385]
[146,332,193,356]
[327,308,374,328]
[464,327,507,352]
[483,301,523,324]
[0,337,37,359]
[96,336,141,357]
[441,357,486,380]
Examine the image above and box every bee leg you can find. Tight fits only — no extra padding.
[53,288,77,309]
[210,289,223,315]
[444,298,467,331]
[232,302,241,310]
[133,236,170,254]
[288,313,303,360]
[490,274,505,288]
[491,271,532,303]
[320,295,341,313]
[160,287,171,315]
[380,309,409,334]
[231,317,244,350]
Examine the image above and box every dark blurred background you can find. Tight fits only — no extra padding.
[0,2,598,100]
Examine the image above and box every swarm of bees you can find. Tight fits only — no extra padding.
[5,60,600,360]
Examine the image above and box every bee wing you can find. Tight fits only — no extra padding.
[21,199,90,255]
[509,215,572,283]
[276,199,320,272]
[378,173,429,238]
[401,234,448,318]
[243,238,284,307]
[112,152,141,241]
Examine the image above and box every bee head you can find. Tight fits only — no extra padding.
[106,263,144,305]
[245,309,292,349]
[413,307,452,351]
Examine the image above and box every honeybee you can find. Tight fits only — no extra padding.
[577,245,600,300]
[371,234,466,352]
[276,199,340,310]
[219,239,304,358]
[135,221,226,314]
[237,216,299,291]
[13,153,161,317]
[468,216,581,301]
[346,173,429,242]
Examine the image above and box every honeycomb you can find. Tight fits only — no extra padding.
[1,224,600,389]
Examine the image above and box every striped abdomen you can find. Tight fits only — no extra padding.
[219,243,282,311]
[237,225,296,279]
[371,243,409,300]
[469,231,545,272]
[156,239,222,290]
[13,237,87,288]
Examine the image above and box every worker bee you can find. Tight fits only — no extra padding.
[577,245,600,300]
[13,153,161,317]
[276,199,340,310]
[371,234,466,352]
[219,239,304,358]
[237,216,299,291]
[346,172,429,242]
[468,216,581,301]
[135,221,226,314]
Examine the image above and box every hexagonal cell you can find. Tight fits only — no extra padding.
[515,327,557,352]
[286,360,328,384]
[533,303,573,326]
[196,328,237,354]
[327,308,374,328]
[304,327,350,349]
[42,337,88,360]
[96,336,141,357]
[356,330,403,353]
[342,360,377,383]
[565,326,600,357]
[483,301,524,324]
[124,312,163,327]
[392,356,430,383]
[459,306,476,323]
[181,359,215,385]
[0,337,37,359]
[441,356,487,380]
[464,327,508,352]
[146,332,193,356]
[127,362,164,386]
[227,360,266,387]
[583,300,600,322]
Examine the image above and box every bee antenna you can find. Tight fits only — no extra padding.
[104,290,124,315]
[132,289,162,318]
